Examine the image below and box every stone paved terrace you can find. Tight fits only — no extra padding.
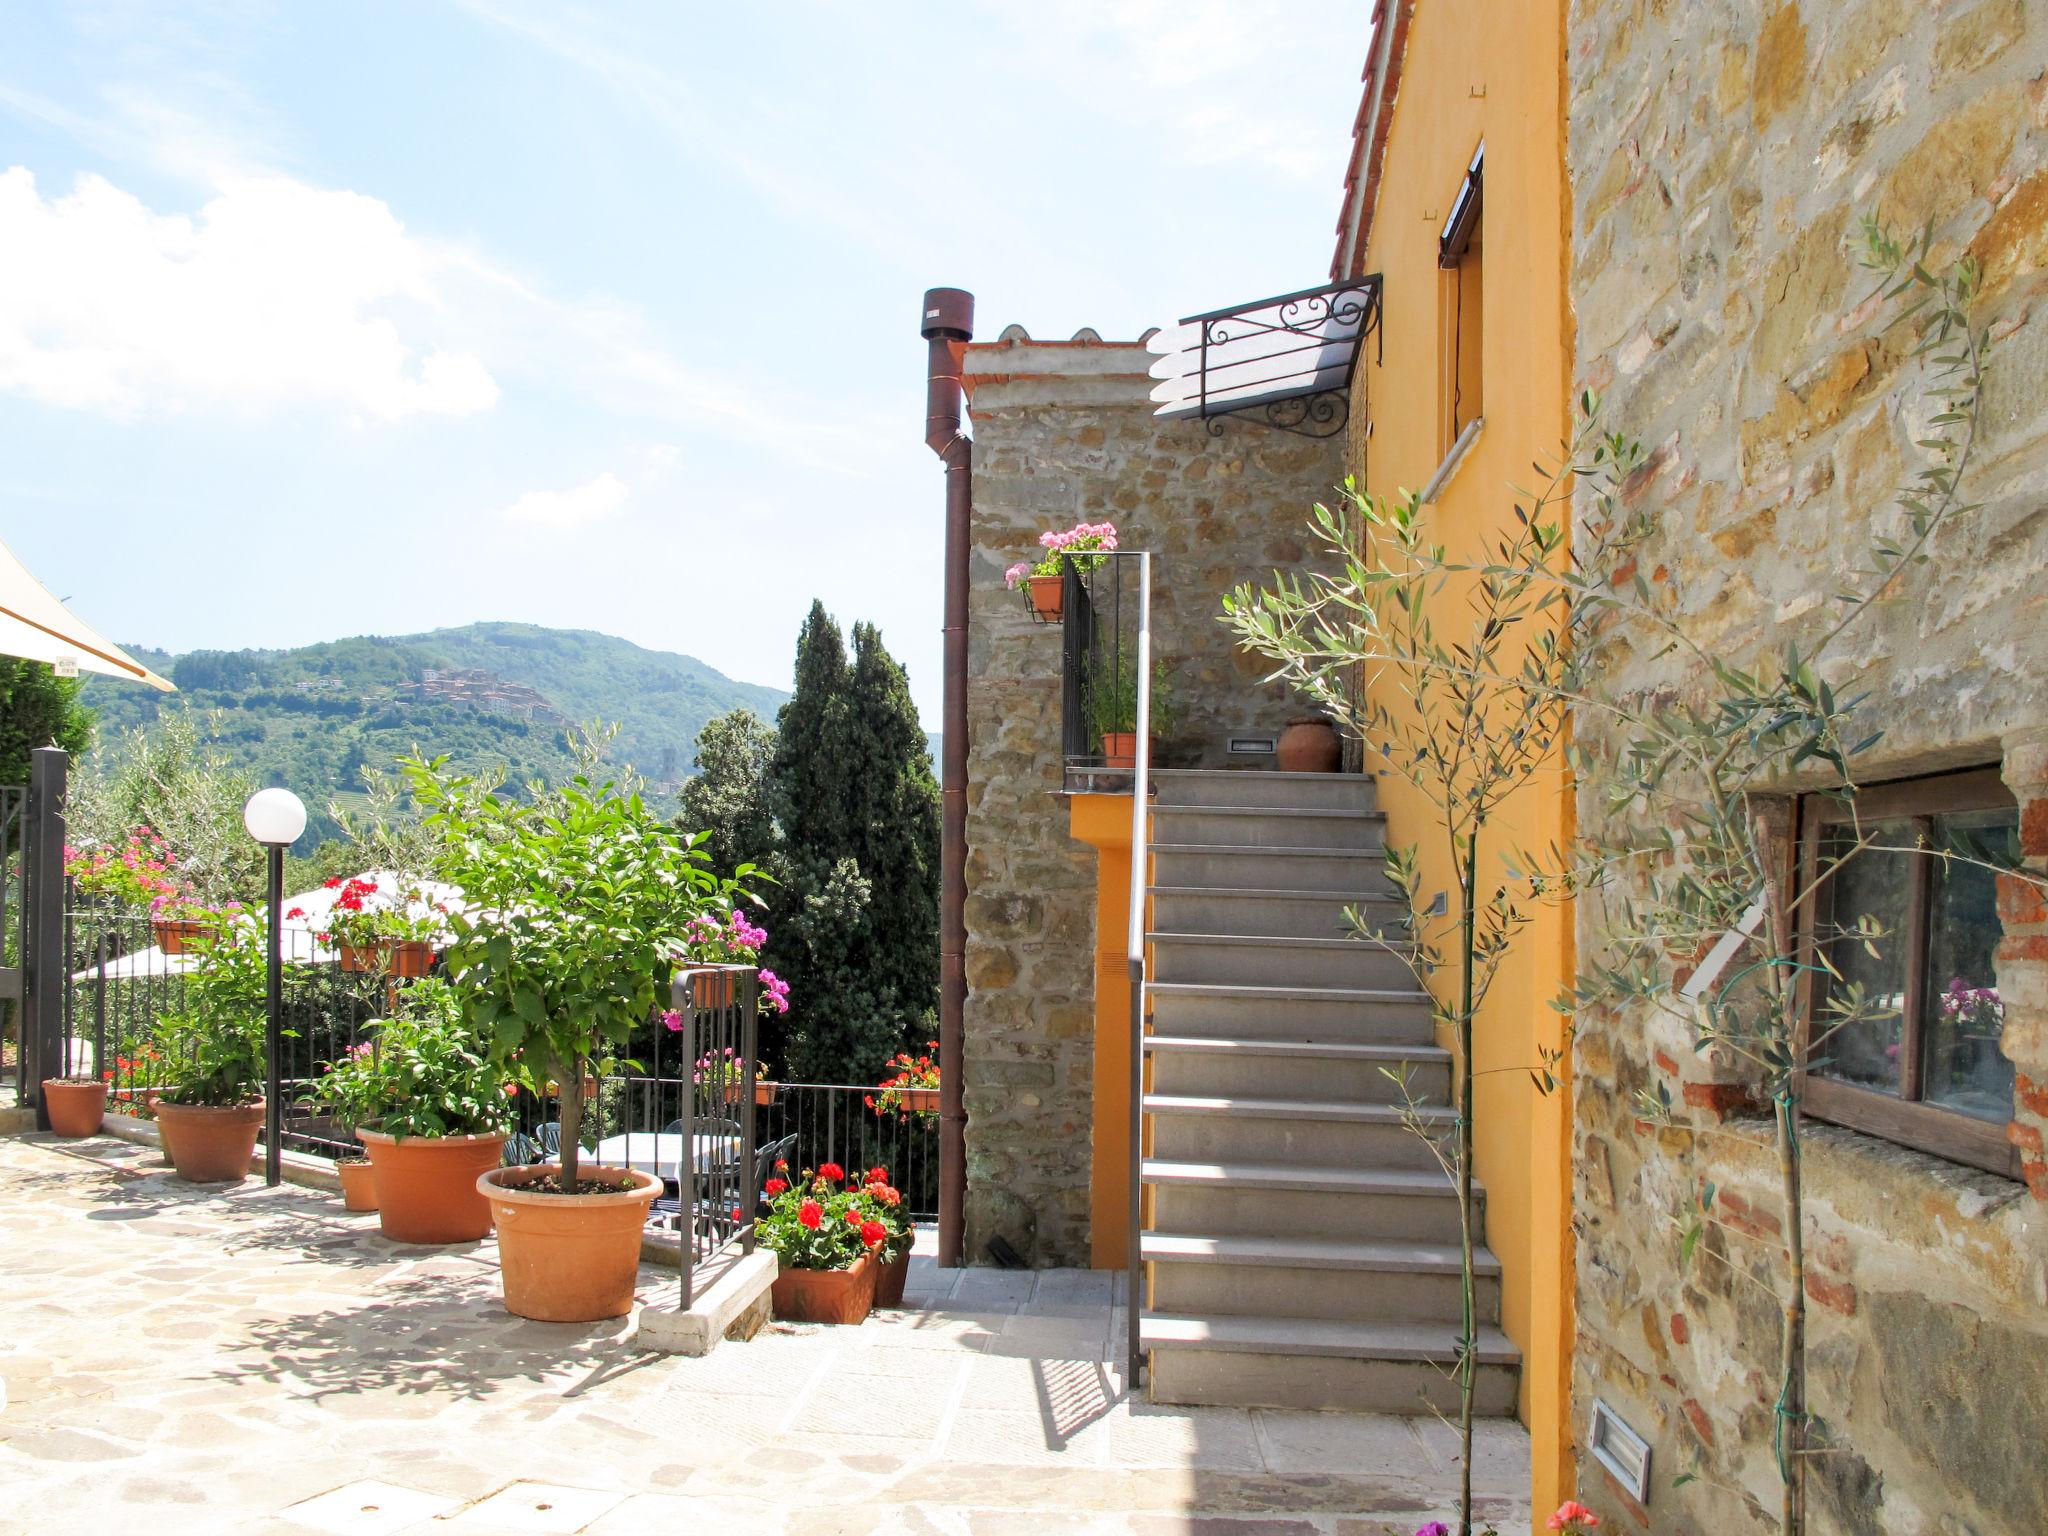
[0,1135,1530,1534]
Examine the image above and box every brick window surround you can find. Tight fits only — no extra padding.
[1793,766,2023,1179]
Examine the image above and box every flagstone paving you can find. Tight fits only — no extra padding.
[0,1134,1531,1534]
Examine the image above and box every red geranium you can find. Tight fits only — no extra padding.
[798,1199,823,1230]
[859,1220,887,1249]
[817,1161,845,1184]
[764,1177,787,1196]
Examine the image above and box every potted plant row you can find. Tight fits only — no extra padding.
[309,978,512,1230]
[306,875,444,976]
[403,754,765,1324]
[757,1161,907,1324]
[1003,519,1119,621]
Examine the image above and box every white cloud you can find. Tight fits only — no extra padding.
[0,166,499,421]
[497,472,630,529]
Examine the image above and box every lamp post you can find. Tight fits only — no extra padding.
[243,787,306,1187]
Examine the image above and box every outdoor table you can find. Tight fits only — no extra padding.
[590,1132,741,1182]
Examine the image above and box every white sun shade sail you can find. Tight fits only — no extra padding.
[0,533,173,690]
[1148,277,1380,423]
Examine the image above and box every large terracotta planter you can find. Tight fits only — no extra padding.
[357,1128,508,1243]
[339,940,434,977]
[42,1079,107,1138]
[1277,717,1342,773]
[336,1159,378,1212]
[771,1253,877,1325]
[156,1100,265,1183]
[875,1251,911,1308]
[479,1164,662,1322]
[1026,574,1064,621]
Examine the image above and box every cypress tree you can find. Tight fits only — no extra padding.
[763,603,940,1085]
[677,707,777,881]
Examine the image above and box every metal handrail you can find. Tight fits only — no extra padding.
[1125,552,1151,1389]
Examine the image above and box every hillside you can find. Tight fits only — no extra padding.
[83,623,789,844]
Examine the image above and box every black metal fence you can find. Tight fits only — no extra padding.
[1061,549,1149,788]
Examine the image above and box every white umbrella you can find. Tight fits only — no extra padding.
[0,533,173,690]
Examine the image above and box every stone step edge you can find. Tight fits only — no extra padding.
[1147,980,1433,1005]
[1143,1035,1451,1062]
[1148,930,1407,954]
[1144,1093,1455,1125]
[1152,804,1388,822]
[1140,1230,1503,1276]
[1149,884,1405,904]
[1151,843,1387,859]
[1141,1158,1480,1199]
[1139,1312,1522,1366]
[1152,769,1379,783]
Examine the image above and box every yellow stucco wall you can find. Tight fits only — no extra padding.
[1071,792,1137,1270]
[1343,0,1576,1515]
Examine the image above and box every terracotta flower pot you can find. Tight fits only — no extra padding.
[156,1100,265,1183]
[685,968,736,1010]
[479,1164,662,1322]
[339,940,435,976]
[152,918,215,955]
[771,1252,877,1325]
[1026,574,1064,621]
[1100,733,1160,770]
[357,1128,508,1243]
[874,1250,911,1308]
[899,1087,940,1114]
[42,1079,108,1138]
[336,1159,378,1212]
[1276,716,1342,773]
[755,1081,779,1107]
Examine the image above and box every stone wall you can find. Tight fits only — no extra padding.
[1566,2,2048,1532]
[957,328,1346,1265]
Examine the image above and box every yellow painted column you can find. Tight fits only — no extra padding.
[1071,794,1134,1269]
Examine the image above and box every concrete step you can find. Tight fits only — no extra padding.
[1150,768,1377,812]
[1144,1035,1452,1103]
[1141,1313,1521,1415]
[1148,932,1414,991]
[1144,1159,1479,1246]
[1150,805,1386,851]
[1145,1094,1453,1169]
[1147,981,1437,1043]
[1149,885,1404,941]
[1143,1232,1502,1325]
[1151,844,1397,895]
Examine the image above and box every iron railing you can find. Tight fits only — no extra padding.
[1125,552,1153,1390]
[1061,549,1152,793]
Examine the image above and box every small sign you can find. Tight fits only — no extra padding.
[51,655,78,678]
[1227,736,1277,755]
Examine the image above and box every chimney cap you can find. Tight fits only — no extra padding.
[921,287,975,341]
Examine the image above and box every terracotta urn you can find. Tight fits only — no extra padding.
[42,1079,108,1138]
[770,1253,877,1326]
[1276,717,1342,773]
[357,1128,508,1243]
[479,1164,662,1322]
[156,1100,265,1183]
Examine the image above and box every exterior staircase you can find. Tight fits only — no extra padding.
[1135,767,1521,1415]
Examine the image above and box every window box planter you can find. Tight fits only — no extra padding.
[41,1078,108,1138]
[771,1252,877,1326]
[156,1100,265,1183]
[339,940,435,977]
[152,918,215,955]
[721,1080,779,1107]
[478,1164,662,1322]
[357,1128,508,1243]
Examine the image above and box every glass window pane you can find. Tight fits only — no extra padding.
[1813,821,1914,1095]
[1921,808,2018,1121]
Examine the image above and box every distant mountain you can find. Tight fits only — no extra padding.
[84,623,788,844]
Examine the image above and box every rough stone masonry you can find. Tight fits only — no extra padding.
[956,328,1344,1265]
[1566,1,2048,1532]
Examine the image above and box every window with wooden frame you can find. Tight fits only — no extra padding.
[1794,767,2021,1178]
[1437,145,1483,459]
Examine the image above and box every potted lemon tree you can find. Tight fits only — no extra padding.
[406,756,730,1322]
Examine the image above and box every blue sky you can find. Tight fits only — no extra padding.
[0,1,1366,724]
